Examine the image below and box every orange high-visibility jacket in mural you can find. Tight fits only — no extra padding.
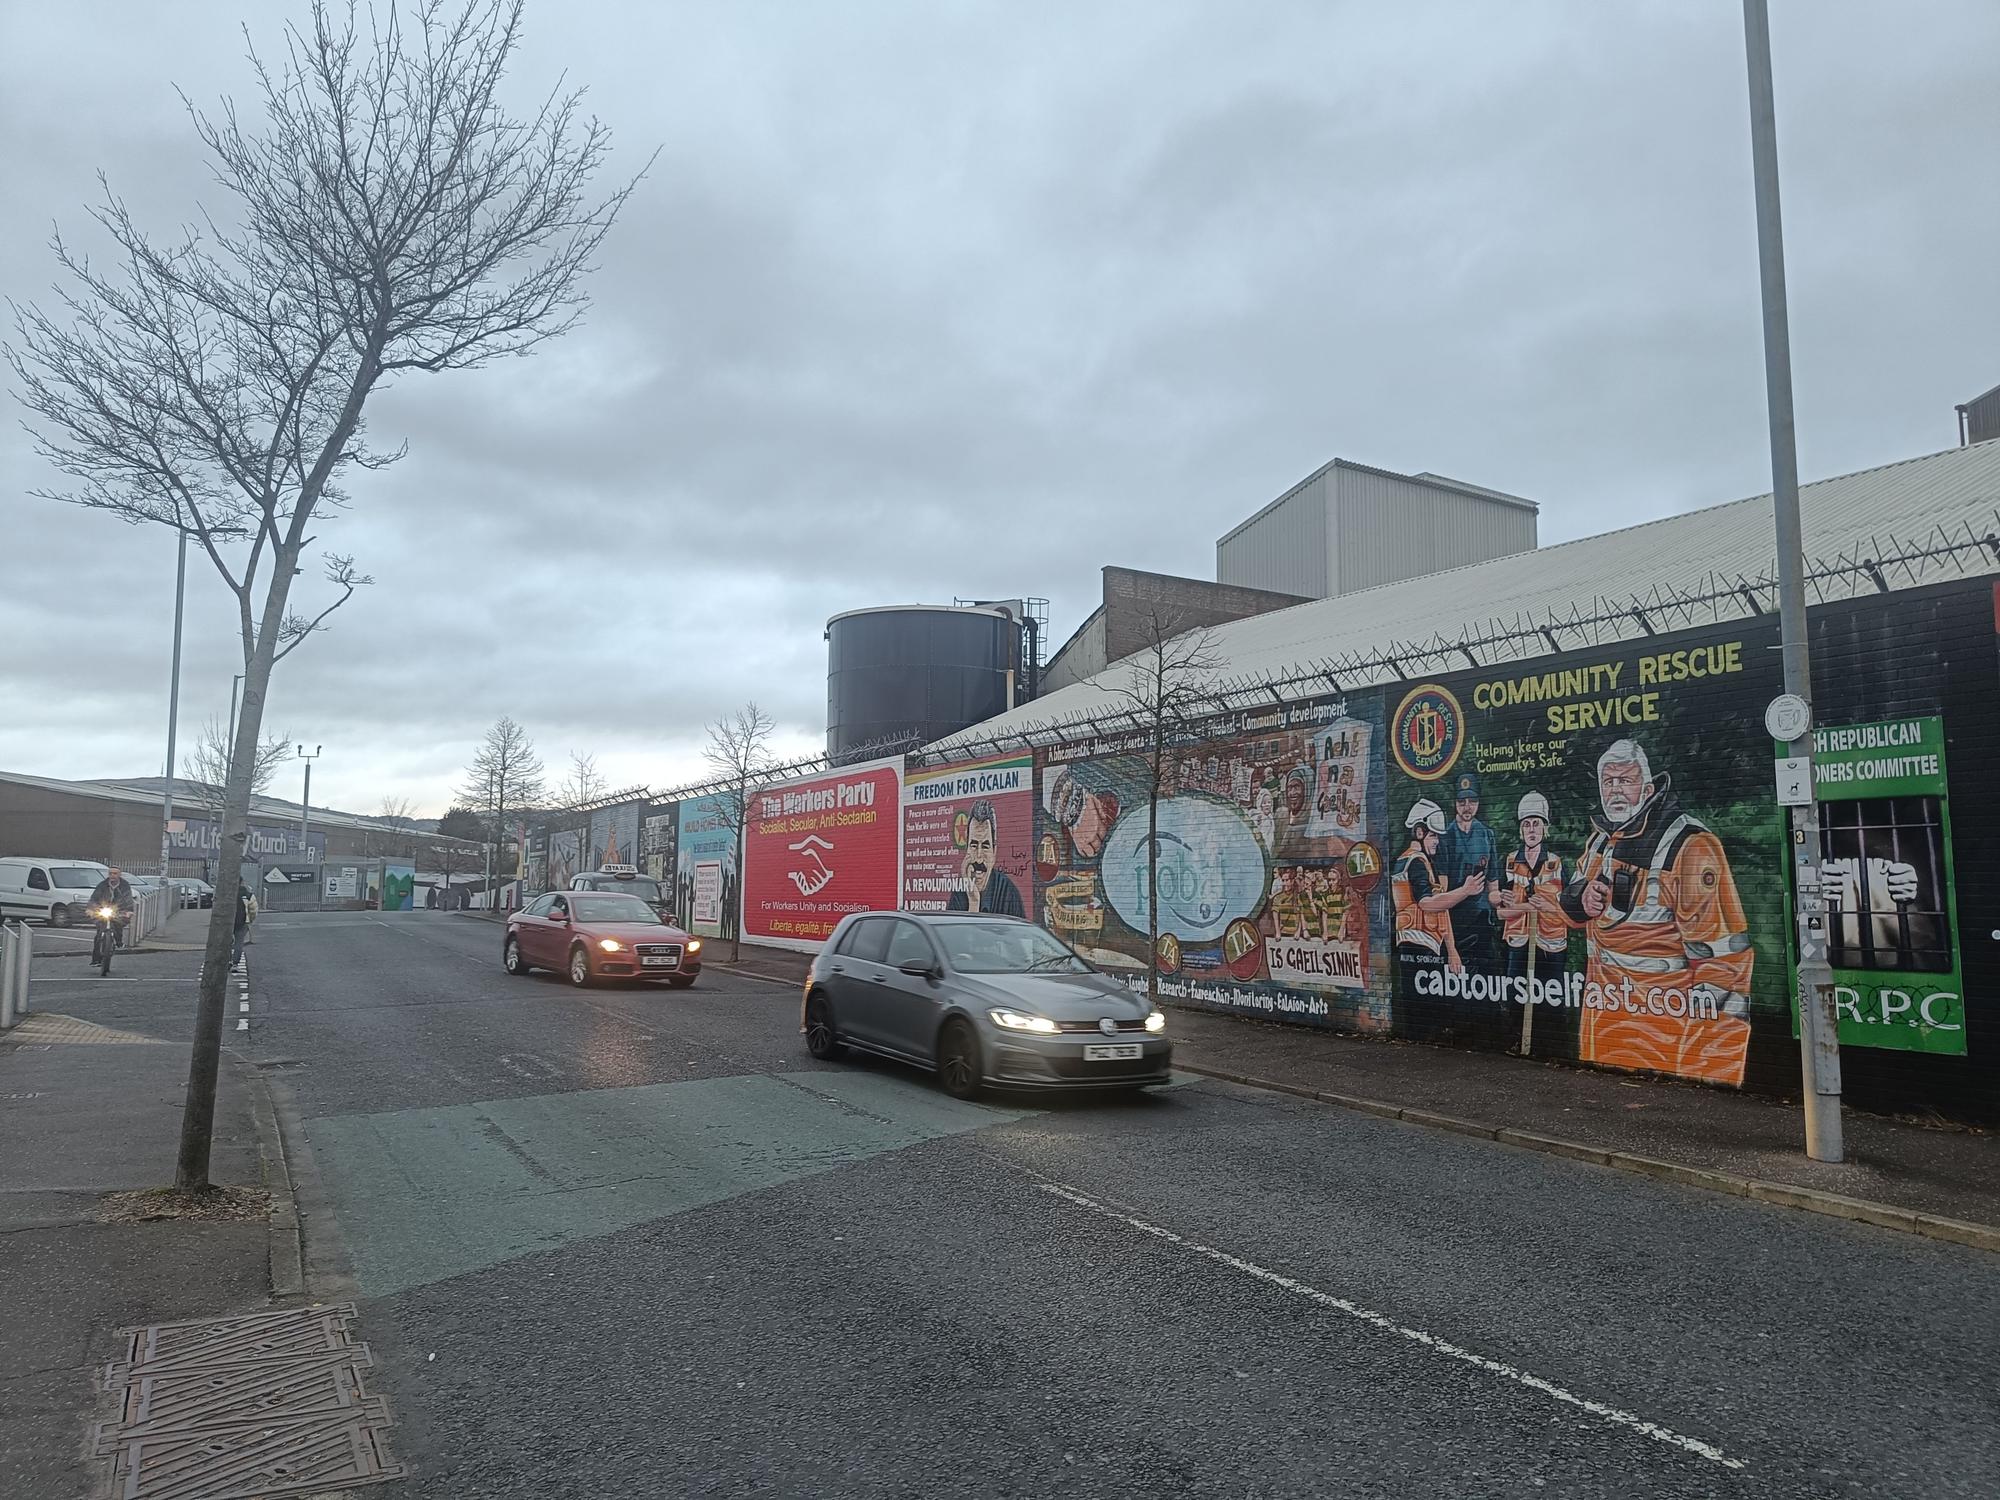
[1560,779,1754,1086]
[1392,847,1454,957]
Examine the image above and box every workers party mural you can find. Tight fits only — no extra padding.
[1034,694,1391,1029]
[1385,623,1789,1088]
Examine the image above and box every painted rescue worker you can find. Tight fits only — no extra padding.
[1436,770,1500,979]
[1560,738,1754,1086]
[1393,799,1485,1042]
[1493,791,1574,1054]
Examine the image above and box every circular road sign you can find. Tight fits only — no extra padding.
[1764,693,1812,743]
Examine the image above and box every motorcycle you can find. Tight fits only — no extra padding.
[90,904,123,976]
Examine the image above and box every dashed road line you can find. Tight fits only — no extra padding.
[1033,1178,1747,1473]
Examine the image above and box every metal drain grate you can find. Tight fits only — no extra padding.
[94,1304,404,1498]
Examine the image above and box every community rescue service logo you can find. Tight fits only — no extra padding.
[1391,684,1465,781]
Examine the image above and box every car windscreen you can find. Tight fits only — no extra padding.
[569,895,661,924]
[935,921,1091,974]
[592,877,664,903]
[52,867,106,887]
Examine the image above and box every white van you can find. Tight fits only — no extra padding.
[0,857,111,926]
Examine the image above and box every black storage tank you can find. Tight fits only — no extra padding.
[827,604,1021,762]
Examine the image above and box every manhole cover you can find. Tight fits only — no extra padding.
[94,1304,403,1498]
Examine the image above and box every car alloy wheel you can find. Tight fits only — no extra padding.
[504,936,528,976]
[937,1018,981,1100]
[568,946,590,987]
[50,904,72,929]
[804,992,842,1059]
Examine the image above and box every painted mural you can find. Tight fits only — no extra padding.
[588,800,642,872]
[1385,626,1788,1088]
[1034,694,1391,1028]
[546,826,585,893]
[902,754,1034,919]
[639,807,678,882]
[675,793,737,940]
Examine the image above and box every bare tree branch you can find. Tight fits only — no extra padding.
[3,0,646,1189]
[701,702,778,963]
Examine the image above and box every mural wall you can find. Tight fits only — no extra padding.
[742,757,902,953]
[1383,624,1788,1089]
[588,800,642,872]
[902,754,1035,920]
[545,826,585,894]
[640,806,678,883]
[1034,695,1392,1029]
[675,793,738,940]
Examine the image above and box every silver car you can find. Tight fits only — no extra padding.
[802,912,1171,1098]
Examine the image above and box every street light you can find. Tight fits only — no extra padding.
[1743,0,1841,1161]
[297,745,323,851]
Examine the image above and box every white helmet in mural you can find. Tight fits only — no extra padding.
[1404,799,1446,834]
[1517,791,1550,823]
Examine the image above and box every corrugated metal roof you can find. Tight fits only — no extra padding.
[938,440,2000,751]
[0,768,455,840]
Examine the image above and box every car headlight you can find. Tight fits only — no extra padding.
[1145,1009,1167,1034]
[989,1008,1057,1034]
[597,938,624,953]
[687,939,702,953]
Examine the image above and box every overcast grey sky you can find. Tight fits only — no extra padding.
[3,1,1996,817]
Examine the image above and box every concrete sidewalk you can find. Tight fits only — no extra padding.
[716,938,2000,1249]
[0,1002,277,1498]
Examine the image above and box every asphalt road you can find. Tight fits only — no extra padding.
[193,910,2000,1497]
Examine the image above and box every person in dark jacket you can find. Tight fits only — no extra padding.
[86,867,136,947]
[232,886,252,971]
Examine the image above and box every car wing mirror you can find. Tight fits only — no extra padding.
[899,958,939,979]
[550,910,569,923]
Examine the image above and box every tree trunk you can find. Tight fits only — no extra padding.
[1147,722,1162,1008]
[730,779,745,963]
[175,547,302,1190]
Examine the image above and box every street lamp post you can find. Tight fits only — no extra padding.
[297,745,323,852]
[1743,0,1842,1162]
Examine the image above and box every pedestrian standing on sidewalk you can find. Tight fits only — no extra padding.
[232,885,252,972]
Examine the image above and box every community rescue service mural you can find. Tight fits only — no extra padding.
[902,754,1035,920]
[675,794,737,940]
[1788,716,1966,1055]
[1385,625,1789,1088]
[742,757,902,952]
[1034,695,1391,1028]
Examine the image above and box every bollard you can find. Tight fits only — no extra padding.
[0,919,27,1030]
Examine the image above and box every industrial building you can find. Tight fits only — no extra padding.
[0,769,474,882]
[1039,567,1311,695]
[1216,458,1538,600]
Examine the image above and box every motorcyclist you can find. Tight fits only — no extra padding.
[86,866,136,948]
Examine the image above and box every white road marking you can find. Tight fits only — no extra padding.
[235,1018,248,1030]
[239,1001,250,1013]
[1034,1180,1746,1472]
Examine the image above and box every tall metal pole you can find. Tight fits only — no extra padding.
[159,531,187,878]
[297,745,322,850]
[1744,0,1841,1162]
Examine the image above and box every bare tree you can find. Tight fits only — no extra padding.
[701,702,778,963]
[181,716,291,815]
[5,0,646,1190]
[557,750,607,809]
[367,794,418,860]
[460,716,544,907]
[1101,603,1224,1008]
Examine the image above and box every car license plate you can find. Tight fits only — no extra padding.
[1083,1043,1142,1061]
[641,955,676,968]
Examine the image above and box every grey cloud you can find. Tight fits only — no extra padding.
[5,0,1997,815]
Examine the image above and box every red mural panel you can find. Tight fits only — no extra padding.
[741,758,903,951]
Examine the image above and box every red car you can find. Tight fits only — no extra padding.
[504,891,703,989]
